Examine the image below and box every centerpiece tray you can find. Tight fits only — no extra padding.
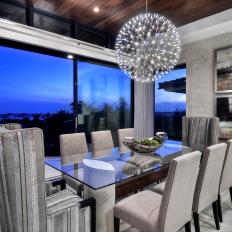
[123,133,167,154]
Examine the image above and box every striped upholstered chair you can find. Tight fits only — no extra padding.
[0,123,63,195]
[0,128,94,232]
[0,123,22,130]
[182,117,219,153]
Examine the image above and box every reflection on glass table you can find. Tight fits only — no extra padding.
[45,140,190,190]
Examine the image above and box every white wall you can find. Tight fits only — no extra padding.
[0,18,116,63]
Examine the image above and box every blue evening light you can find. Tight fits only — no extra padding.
[0,44,184,115]
[78,61,131,109]
[0,46,131,114]
[0,45,73,114]
[155,68,186,112]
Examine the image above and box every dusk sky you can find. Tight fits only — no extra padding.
[0,45,73,113]
[155,68,186,112]
[0,45,185,114]
[78,61,131,108]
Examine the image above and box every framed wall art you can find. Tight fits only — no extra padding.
[216,95,232,139]
[215,46,232,93]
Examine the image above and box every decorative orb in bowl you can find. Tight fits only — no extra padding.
[123,132,168,154]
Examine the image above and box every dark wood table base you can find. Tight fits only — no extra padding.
[116,166,169,198]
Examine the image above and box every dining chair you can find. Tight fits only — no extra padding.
[60,132,88,195]
[0,123,65,196]
[91,130,114,157]
[0,128,94,232]
[0,123,22,130]
[192,143,227,232]
[218,139,232,222]
[91,130,137,180]
[114,151,202,232]
[182,116,219,152]
[118,128,134,153]
[60,132,88,164]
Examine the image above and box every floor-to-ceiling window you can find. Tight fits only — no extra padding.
[77,60,132,145]
[0,44,74,155]
[154,65,186,139]
[0,41,132,154]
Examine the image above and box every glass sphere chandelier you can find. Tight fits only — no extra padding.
[115,10,181,82]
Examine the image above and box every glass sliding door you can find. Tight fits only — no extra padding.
[0,41,133,154]
[154,65,186,139]
[77,60,131,145]
[0,45,74,155]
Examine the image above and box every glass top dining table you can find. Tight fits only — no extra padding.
[45,140,191,190]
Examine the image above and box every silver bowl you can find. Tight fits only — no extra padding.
[122,134,167,154]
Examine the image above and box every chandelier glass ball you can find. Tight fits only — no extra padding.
[115,13,181,82]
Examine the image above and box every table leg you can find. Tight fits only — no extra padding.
[84,184,115,232]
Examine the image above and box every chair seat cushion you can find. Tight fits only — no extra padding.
[114,190,162,232]
[0,127,10,133]
[153,181,166,195]
[45,164,62,181]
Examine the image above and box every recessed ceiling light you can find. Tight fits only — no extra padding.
[93,6,100,13]
[67,54,74,59]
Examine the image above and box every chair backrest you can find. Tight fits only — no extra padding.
[220,139,232,193]
[157,151,202,232]
[193,143,227,214]
[118,128,134,153]
[91,130,114,157]
[0,123,22,130]
[60,133,88,164]
[182,117,219,152]
[0,128,46,232]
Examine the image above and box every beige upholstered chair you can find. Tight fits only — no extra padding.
[153,181,166,195]
[118,128,134,153]
[218,139,232,222]
[91,130,114,157]
[60,133,88,194]
[192,143,227,232]
[91,130,137,179]
[114,151,202,232]
[182,117,219,152]
[60,132,88,164]
[0,128,93,232]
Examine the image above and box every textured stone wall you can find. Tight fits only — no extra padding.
[184,31,232,117]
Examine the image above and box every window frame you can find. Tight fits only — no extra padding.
[0,38,134,133]
[1,0,114,48]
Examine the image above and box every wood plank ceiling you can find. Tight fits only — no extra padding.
[17,0,232,34]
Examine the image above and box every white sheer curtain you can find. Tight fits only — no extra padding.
[134,81,154,139]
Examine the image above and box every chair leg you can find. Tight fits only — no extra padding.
[193,213,200,232]
[212,201,220,230]
[79,198,96,232]
[184,221,191,232]
[217,194,223,223]
[230,187,232,202]
[114,217,120,232]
